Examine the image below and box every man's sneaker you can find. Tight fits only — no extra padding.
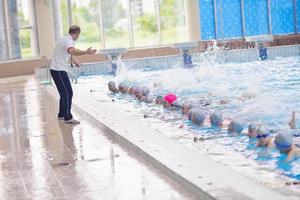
[58,117,64,120]
[65,119,80,124]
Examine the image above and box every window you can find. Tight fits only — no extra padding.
[0,0,8,60]
[131,0,159,47]
[58,0,188,49]
[71,0,102,49]
[101,0,130,48]
[160,0,187,44]
[17,0,38,58]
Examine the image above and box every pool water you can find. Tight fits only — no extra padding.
[75,56,300,196]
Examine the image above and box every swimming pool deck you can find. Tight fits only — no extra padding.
[44,80,295,200]
[0,76,197,200]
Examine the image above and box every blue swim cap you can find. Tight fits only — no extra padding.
[228,120,244,133]
[210,112,223,126]
[191,109,206,125]
[274,131,293,152]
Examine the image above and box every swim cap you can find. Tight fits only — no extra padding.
[274,131,293,152]
[141,87,150,96]
[143,95,154,103]
[163,93,177,104]
[108,81,116,91]
[191,109,206,125]
[129,86,137,95]
[210,112,223,126]
[172,100,182,107]
[228,120,244,133]
[119,82,129,93]
[135,86,142,96]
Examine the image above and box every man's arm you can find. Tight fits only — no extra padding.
[68,47,97,56]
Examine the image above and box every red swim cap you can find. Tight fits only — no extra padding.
[163,93,177,104]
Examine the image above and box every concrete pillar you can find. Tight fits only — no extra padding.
[34,0,56,57]
[184,0,201,41]
[52,0,63,42]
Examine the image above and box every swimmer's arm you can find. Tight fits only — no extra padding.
[68,47,97,56]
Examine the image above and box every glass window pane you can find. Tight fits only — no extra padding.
[19,29,33,57]
[160,0,187,44]
[0,1,8,60]
[131,0,159,47]
[102,0,129,48]
[8,0,21,59]
[17,0,37,58]
[71,0,102,49]
[60,0,69,34]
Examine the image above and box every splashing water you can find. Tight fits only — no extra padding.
[76,55,300,195]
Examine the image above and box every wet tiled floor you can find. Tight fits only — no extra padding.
[0,76,196,200]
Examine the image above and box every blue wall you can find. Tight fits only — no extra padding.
[215,0,243,39]
[199,0,298,40]
[199,0,215,40]
[297,0,300,32]
[244,0,269,36]
[271,0,295,34]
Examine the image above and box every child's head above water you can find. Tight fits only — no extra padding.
[247,124,257,138]
[118,82,129,94]
[210,112,223,126]
[256,126,273,147]
[129,86,138,95]
[182,101,197,114]
[274,131,293,153]
[108,81,119,93]
[141,87,150,97]
[228,120,244,133]
[162,93,177,108]
[191,109,206,125]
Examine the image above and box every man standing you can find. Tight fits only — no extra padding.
[50,25,96,124]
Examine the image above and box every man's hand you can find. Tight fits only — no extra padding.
[72,57,81,67]
[86,47,97,55]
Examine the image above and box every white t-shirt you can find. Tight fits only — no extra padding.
[50,34,74,71]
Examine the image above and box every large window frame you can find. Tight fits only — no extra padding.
[0,0,39,60]
[58,0,187,49]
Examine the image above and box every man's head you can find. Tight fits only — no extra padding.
[69,25,81,41]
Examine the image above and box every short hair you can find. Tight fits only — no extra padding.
[69,25,81,35]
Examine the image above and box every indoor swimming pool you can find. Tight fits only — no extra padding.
[71,55,300,196]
